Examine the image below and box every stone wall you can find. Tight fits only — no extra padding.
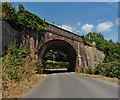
[47,24,82,42]
[2,21,31,52]
[2,21,20,51]
[2,21,105,69]
[2,21,41,59]
[84,45,105,67]
[0,21,2,54]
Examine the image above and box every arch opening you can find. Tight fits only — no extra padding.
[38,39,77,72]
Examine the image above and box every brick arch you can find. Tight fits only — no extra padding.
[45,35,78,52]
[38,39,77,71]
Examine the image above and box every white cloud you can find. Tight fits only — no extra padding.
[97,21,113,32]
[61,25,73,31]
[77,22,81,26]
[81,24,94,33]
[115,18,120,25]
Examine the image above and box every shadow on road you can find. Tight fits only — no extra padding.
[43,69,71,74]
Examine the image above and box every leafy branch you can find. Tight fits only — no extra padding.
[2,2,48,31]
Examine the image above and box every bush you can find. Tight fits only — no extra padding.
[35,60,43,74]
[2,45,35,82]
[84,65,94,74]
[94,60,120,78]
[45,60,69,69]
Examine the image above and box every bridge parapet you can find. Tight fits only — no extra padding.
[47,24,83,42]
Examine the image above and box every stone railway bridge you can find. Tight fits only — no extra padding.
[2,21,104,72]
[30,23,87,72]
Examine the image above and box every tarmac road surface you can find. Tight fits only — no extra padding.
[23,72,118,98]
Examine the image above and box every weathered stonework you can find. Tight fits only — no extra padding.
[2,21,31,51]
[84,45,105,67]
[36,24,87,71]
[2,21,20,51]
[2,21,105,72]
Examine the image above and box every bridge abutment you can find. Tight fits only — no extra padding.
[3,21,105,73]
[75,55,82,72]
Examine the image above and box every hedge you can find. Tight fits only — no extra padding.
[94,60,120,78]
[45,60,69,69]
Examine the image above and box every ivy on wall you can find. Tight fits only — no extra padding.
[2,2,48,31]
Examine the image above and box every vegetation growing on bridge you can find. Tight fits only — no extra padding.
[2,2,47,80]
[2,2,48,31]
[1,2,47,97]
[82,32,120,78]
[1,3,119,94]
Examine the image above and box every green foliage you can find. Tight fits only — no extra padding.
[2,45,34,82]
[84,65,94,74]
[83,32,106,51]
[35,60,43,74]
[9,67,21,81]
[0,3,2,20]
[94,61,120,78]
[2,2,16,22]
[83,32,120,78]
[45,60,69,69]
[45,50,67,62]
[6,45,30,66]
[16,4,47,31]
[83,32,104,44]
[2,2,48,31]
[102,41,120,63]
[83,32,120,63]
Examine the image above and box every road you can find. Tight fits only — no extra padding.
[23,72,118,98]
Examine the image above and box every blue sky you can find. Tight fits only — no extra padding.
[13,2,119,42]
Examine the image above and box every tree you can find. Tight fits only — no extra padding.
[83,32,120,63]
[2,2,16,22]
[44,50,67,61]
[2,2,48,31]
[84,32,104,43]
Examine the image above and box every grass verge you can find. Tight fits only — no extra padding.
[2,74,46,99]
[76,72,118,85]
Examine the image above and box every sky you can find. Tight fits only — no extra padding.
[2,0,120,2]
[12,2,119,42]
